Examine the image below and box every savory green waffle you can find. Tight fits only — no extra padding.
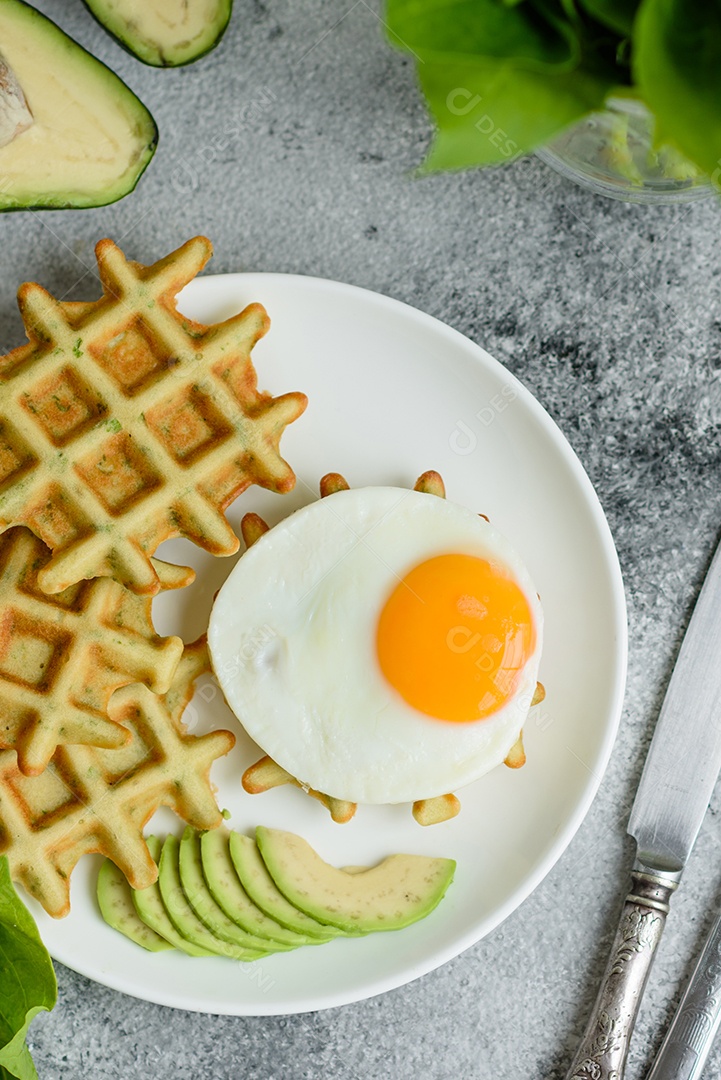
[0,235,307,595]
[0,526,187,775]
[0,637,234,918]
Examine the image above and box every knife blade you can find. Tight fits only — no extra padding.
[565,534,721,1080]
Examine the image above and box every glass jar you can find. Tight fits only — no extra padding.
[536,96,713,204]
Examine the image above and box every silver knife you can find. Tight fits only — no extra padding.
[565,534,721,1080]
[645,909,721,1078]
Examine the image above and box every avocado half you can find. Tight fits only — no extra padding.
[0,0,157,211]
[83,0,233,68]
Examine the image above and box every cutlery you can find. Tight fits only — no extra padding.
[645,907,721,1078]
[565,535,721,1080]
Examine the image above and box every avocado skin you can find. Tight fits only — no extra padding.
[82,0,234,68]
[0,0,158,212]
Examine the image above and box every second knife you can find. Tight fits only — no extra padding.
[565,533,721,1080]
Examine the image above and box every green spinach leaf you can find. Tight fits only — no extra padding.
[386,0,578,69]
[387,0,618,169]
[407,55,613,170]
[0,857,56,1080]
[385,0,719,181]
[634,0,721,179]
[577,0,638,36]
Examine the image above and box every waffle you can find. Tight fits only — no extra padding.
[0,526,188,776]
[0,637,235,918]
[242,754,357,824]
[412,794,461,826]
[0,236,307,596]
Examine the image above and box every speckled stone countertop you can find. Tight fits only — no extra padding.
[3,3,721,1078]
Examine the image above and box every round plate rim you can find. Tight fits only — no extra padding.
[43,270,628,1015]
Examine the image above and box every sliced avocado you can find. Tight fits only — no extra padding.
[179,827,294,954]
[200,828,314,948]
[229,832,342,942]
[131,836,215,957]
[83,0,233,68]
[0,0,157,211]
[97,857,173,953]
[159,834,267,961]
[256,827,456,934]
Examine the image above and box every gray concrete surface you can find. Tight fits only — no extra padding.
[3,1,721,1077]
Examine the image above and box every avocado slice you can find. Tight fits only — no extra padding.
[83,0,233,68]
[131,836,215,957]
[159,834,268,961]
[0,0,157,211]
[179,827,294,954]
[256,827,456,934]
[97,857,173,953]
[229,832,342,942]
[200,828,314,948]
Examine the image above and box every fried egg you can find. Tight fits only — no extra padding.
[208,487,543,804]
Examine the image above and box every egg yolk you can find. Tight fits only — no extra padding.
[376,553,536,722]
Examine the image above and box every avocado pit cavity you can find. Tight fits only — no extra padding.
[0,52,32,148]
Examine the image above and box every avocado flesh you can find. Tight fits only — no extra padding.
[83,0,233,67]
[159,835,268,961]
[179,827,293,954]
[97,857,173,953]
[0,0,157,211]
[256,827,456,934]
[200,829,313,948]
[0,52,32,148]
[229,832,342,941]
[131,836,214,957]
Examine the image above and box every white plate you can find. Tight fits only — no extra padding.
[35,273,627,1015]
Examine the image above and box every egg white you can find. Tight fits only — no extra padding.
[208,487,543,804]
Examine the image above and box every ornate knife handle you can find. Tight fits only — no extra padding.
[646,908,721,1080]
[565,864,679,1080]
